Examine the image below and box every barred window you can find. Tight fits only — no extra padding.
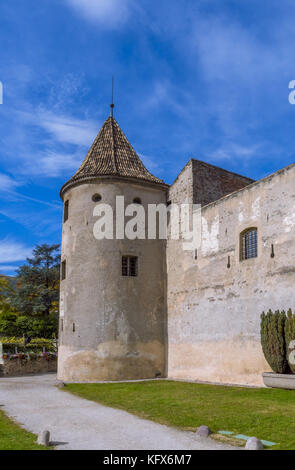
[61,260,66,280]
[63,200,69,222]
[240,228,258,261]
[122,256,138,277]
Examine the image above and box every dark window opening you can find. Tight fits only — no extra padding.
[61,260,66,280]
[133,197,142,204]
[240,228,258,261]
[122,256,138,277]
[92,193,102,202]
[64,200,69,222]
[72,322,75,332]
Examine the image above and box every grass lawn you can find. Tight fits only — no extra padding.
[65,380,295,450]
[0,409,48,450]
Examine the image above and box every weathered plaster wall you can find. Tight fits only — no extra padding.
[58,180,167,382]
[167,163,295,386]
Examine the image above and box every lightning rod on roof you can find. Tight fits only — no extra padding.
[110,76,115,117]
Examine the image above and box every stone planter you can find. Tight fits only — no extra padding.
[262,372,295,389]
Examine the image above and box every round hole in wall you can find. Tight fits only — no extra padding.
[92,193,102,202]
[133,197,142,204]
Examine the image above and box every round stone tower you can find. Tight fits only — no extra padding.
[57,108,169,382]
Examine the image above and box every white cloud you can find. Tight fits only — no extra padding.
[7,107,99,178]
[0,172,19,191]
[211,143,260,163]
[38,113,98,146]
[0,205,61,237]
[144,82,168,110]
[143,80,189,116]
[0,265,19,273]
[0,172,60,207]
[28,151,83,178]
[138,153,159,172]
[188,12,295,144]
[19,110,98,147]
[0,239,32,263]
[193,14,292,86]
[65,0,133,27]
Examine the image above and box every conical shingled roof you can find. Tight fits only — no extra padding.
[60,115,166,197]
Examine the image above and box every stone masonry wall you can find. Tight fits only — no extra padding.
[169,160,254,208]
[0,357,57,377]
[192,159,255,206]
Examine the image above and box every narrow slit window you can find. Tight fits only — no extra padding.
[240,228,258,261]
[122,256,138,277]
[61,260,66,280]
[72,322,75,332]
[64,200,69,222]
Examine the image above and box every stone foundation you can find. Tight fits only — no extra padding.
[0,357,57,377]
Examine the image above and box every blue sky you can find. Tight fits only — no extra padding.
[1,0,295,275]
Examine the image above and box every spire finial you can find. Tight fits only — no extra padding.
[110,76,114,117]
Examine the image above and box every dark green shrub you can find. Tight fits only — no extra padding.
[1,342,24,354]
[0,313,58,339]
[285,309,295,374]
[260,309,288,374]
[0,313,18,336]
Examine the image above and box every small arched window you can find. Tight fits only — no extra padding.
[92,193,102,202]
[133,197,142,204]
[240,228,258,261]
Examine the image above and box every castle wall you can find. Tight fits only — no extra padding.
[167,163,295,386]
[58,180,167,382]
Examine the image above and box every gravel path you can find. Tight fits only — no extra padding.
[0,374,237,450]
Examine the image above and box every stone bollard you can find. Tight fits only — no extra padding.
[196,425,212,437]
[55,381,65,388]
[245,437,264,450]
[37,430,50,447]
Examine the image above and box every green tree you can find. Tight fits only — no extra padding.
[11,244,60,317]
[260,309,288,374]
[0,312,18,336]
[0,313,58,339]
[0,276,16,314]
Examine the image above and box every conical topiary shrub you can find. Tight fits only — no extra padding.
[285,309,295,374]
[260,309,288,374]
